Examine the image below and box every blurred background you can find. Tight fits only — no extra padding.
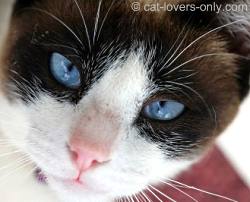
[0,0,250,201]
[0,0,11,43]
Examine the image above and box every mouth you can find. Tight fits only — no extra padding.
[34,168,81,187]
[34,167,111,194]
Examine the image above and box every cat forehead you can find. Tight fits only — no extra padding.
[9,0,230,68]
[3,0,241,104]
[78,51,152,120]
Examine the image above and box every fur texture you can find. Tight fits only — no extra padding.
[0,0,249,202]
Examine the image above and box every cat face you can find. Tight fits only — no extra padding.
[0,0,249,201]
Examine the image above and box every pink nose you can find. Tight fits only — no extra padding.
[69,138,110,173]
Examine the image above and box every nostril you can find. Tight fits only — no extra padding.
[70,149,79,164]
[68,144,107,172]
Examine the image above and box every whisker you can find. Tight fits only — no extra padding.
[97,0,115,41]
[134,194,140,202]
[0,160,33,185]
[2,164,38,189]
[120,197,126,202]
[165,80,216,126]
[138,192,147,202]
[168,19,247,67]
[10,70,31,84]
[8,74,41,101]
[19,166,38,185]
[64,54,82,58]
[93,0,103,45]
[73,0,91,50]
[0,118,44,134]
[0,141,36,148]
[0,157,30,171]
[148,185,176,202]
[141,191,153,202]
[174,72,198,81]
[131,196,136,202]
[164,53,233,77]
[162,31,190,69]
[147,187,164,202]
[158,18,192,72]
[126,196,131,202]
[159,180,198,202]
[165,178,238,202]
[38,43,79,54]
[29,8,84,48]
[0,150,26,158]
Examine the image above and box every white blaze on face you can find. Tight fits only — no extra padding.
[0,49,192,202]
[73,51,152,147]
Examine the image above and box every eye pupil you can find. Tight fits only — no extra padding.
[50,53,81,89]
[159,101,165,107]
[143,100,185,121]
[67,64,74,71]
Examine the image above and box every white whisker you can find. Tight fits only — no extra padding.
[129,196,135,202]
[10,70,31,84]
[148,185,176,202]
[39,43,79,54]
[141,191,153,202]
[138,192,147,202]
[164,53,233,77]
[147,187,163,202]
[160,180,198,202]
[166,80,216,124]
[158,19,191,72]
[165,178,238,202]
[126,196,133,202]
[0,160,33,186]
[0,118,43,134]
[174,72,198,81]
[163,31,190,68]
[0,157,30,172]
[0,150,25,158]
[30,8,84,47]
[73,0,91,50]
[168,19,247,67]
[93,0,103,45]
[134,194,140,202]
[97,0,115,41]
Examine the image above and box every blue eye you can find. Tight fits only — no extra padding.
[50,53,81,89]
[143,100,185,121]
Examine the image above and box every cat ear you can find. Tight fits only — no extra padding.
[216,1,250,99]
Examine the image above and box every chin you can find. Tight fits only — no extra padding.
[47,174,148,202]
[42,158,191,202]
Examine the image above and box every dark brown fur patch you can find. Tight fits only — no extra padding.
[0,0,249,157]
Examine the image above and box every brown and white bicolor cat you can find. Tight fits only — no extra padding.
[0,0,250,202]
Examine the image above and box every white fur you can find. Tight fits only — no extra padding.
[1,1,250,200]
[0,49,192,202]
[0,1,250,202]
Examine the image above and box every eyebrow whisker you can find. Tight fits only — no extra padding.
[72,0,92,50]
[93,0,103,46]
[29,7,84,48]
[167,19,248,67]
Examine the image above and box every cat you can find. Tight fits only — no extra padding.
[0,0,249,202]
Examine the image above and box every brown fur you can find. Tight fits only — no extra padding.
[0,0,249,157]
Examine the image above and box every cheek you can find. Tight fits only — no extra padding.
[27,95,77,146]
[20,95,78,177]
[0,95,31,148]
